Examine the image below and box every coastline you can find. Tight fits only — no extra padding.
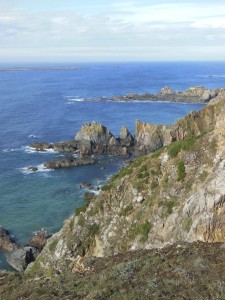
[70,86,224,104]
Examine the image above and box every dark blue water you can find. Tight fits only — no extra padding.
[1,62,225,270]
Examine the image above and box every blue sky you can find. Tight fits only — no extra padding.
[1,0,225,62]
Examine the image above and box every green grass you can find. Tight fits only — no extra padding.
[166,199,177,214]
[75,201,89,216]
[167,135,196,158]
[177,161,186,182]
[151,181,158,189]
[120,204,133,216]
[130,222,152,242]
[48,239,58,252]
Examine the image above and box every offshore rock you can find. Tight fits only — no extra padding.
[44,157,95,169]
[7,247,39,272]
[31,142,53,151]
[75,121,114,155]
[0,226,17,253]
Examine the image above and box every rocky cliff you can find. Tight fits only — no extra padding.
[2,90,225,299]
[25,92,225,277]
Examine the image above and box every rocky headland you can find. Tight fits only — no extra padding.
[1,88,225,299]
[97,86,224,103]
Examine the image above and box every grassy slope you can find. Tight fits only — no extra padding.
[1,242,225,300]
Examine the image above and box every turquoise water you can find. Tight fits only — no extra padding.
[1,61,225,269]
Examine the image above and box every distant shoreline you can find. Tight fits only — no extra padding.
[0,66,84,72]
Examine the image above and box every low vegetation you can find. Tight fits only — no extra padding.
[2,242,225,299]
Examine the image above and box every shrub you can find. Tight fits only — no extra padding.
[151,181,158,189]
[151,148,163,158]
[166,199,177,214]
[177,161,186,182]
[167,135,196,158]
[130,222,152,242]
[120,204,133,216]
[48,239,58,252]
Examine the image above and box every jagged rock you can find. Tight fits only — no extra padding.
[109,136,119,146]
[7,247,39,272]
[119,126,134,147]
[75,121,113,145]
[75,122,114,155]
[0,226,17,253]
[160,86,173,94]
[44,157,95,169]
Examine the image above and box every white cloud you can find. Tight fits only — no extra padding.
[0,1,225,61]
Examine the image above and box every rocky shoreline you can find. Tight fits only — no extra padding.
[0,226,52,272]
[2,87,225,274]
[85,86,224,103]
[26,86,225,173]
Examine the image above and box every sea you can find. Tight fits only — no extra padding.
[1,61,225,270]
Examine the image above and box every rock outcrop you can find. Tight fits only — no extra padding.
[104,86,222,103]
[119,126,135,147]
[7,247,39,272]
[135,120,172,154]
[31,123,135,167]
[44,156,95,169]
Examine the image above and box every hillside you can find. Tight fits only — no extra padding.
[1,92,225,299]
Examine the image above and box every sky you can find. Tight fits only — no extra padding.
[0,0,225,62]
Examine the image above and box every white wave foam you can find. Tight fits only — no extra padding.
[23,146,56,154]
[2,148,19,153]
[20,164,52,175]
[28,134,41,139]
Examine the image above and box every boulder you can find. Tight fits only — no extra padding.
[7,246,39,272]
[0,226,17,253]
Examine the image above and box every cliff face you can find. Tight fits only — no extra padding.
[28,93,225,276]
